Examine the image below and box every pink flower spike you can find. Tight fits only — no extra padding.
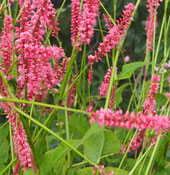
[103,14,113,30]
[145,0,163,51]
[99,67,112,97]
[77,0,100,47]
[71,0,81,46]
[88,3,135,65]
[89,108,170,134]
[143,74,160,115]
[0,15,13,75]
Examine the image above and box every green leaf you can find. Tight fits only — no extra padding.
[0,136,9,164]
[69,115,89,139]
[76,167,94,175]
[104,167,129,175]
[154,168,167,175]
[118,62,146,80]
[84,131,104,164]
[39,139,81,175]
[0,164,5,172]
[82,124,104,142]
[0,124,9,138]
[76,167,129,175]
[23,168,36,175]
[165,161,170,174]
[102,130,121,155]
[115,83,129,105]
[156,93,168,109]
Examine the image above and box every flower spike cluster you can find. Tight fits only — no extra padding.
[99,67,113,97]
[15,0,65,101]
[103,14,113,31]
[143,74,160,115]
[90,108,170,133]
[71,0,100,47]
[88,3,135,65]
[145,0,163,51]
[71,0,81,46]
[0,15,13,76]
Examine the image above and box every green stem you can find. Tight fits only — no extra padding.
[100,1,115,25]
[9,124,14,170]
[59,45,78,100]
[144,134,161,175]
[115,130,138,175]
[0,97,89,114]
[63,65,88,98]
[129,146,152,175]
[13,0,19,25]
[113,0,117,22]
[33,109,56,142]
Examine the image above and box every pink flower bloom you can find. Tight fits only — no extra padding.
[103,14,113,31]
[121,130,145,153]
[109,85,117,109]
[71,0,81,46]
[0,15,13,75]
[14,0,65,101]
[88,3,135,65]
[77,0,100,47]
[143,74,160,115]
[67,81,76,109]
[3,105,36,172]
[124,56,130,62]
[145,0,163,51]
[88,65,93,86]
[99,67,112,97]
[93,165,114,175]
[12,115,35,171]
[90,108,170,133]
[166,93,170,101]
[16,44,65,100]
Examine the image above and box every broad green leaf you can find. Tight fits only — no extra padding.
[102,131,121,155]
[123,158,136,172]
[0,164,5,172]
[154,168,167,175]
[155,137,169,168]
[53,154,69,175]
[77,167,129,175]
[66,166,80,175]
[82,124,104,142]
[76,167,94,175]
[39,139,80,175]
[23,168,36,175]
[0,124,9,138]
[69,115,89,139]
[165,161,170,174]
[118,62,146,80]
[156,93,168,109]
[84,131,104,164]
[0,136,9,164]
[115,83,129,105]
[105,154,124,164]
[104,167,129,175]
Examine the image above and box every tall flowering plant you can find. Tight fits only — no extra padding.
[0,0,170,175]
